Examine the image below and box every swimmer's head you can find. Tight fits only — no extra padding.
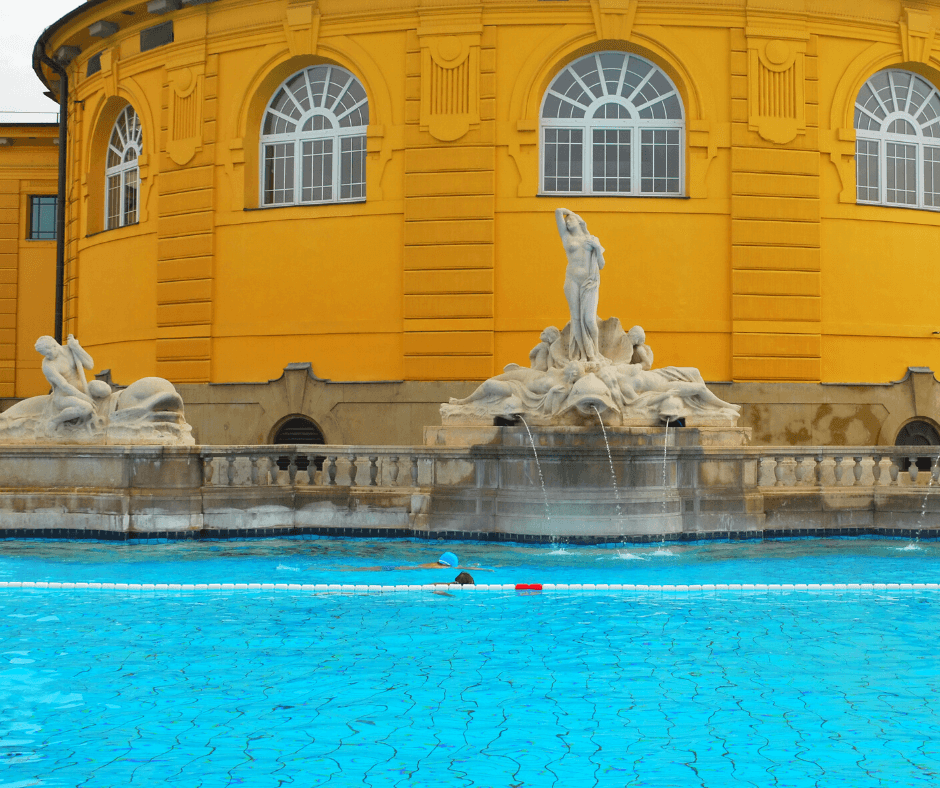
[454,572,474,585]
[438,551,459,568]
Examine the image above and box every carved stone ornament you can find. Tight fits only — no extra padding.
[420,33,480,142]
[441,210,742,428]
[748,34,807,145]
[0,335,195,445]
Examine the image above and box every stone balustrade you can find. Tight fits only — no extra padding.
[1,441,939,538]
[198,445,437,489]
[755,448,940,489]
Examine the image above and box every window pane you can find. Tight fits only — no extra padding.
[599,52,626,96]
[339,136,367,200]
[592,102,629,119]
[107,174,122,229]
[855,139,880,202]
[29,196,57,240]
[571,57,603,101]
[887,118,915,135]
[301,139,333,203]
[263,143,295,205]
[543,128,583,192]
[924,146,940,207]
[885,141,917,205]
[123,168,139,225]
[640,129,680,194]
[592,128,630,192]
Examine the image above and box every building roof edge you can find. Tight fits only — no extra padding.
[32,0,111,94]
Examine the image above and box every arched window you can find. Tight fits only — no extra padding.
[895,419,940,472]
[541,52,684,196]
[260,65,369,206]
[273,416,326,473]
[855,69,940,210]
[105,105,142,229]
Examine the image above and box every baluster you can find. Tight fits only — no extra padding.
[288,454,298,485]
[832,456,844,486]
[202,456,214,486]
[411,456,419,487]
[369,456,379,486]
[815,454,825,487]
[909,456,920,484]
[249,455,259,486]
[226,455,236,486]
[758,456,774,487]
[268,456,279,485]
[389,456,400,487]
[327,456,338,486]
[932,456,940,487]
[852,456,864,487]
[773,456,786,487]
[889,456,900,486]
[871,455,883,487]
[793,456,805,486]
[348,455,358,486]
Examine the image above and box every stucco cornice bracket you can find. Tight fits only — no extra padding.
[900,5,935,64]
[590,0,637,42]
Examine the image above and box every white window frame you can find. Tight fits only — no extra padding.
[259,65,369,207]
[105,105,142,230]
[855,68,940,211]
[540,52,685,197]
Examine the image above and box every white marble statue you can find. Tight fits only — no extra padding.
[0,335,195,445]
[557,208,605,362]
[441,209,741,427]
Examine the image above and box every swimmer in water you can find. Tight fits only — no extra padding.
[330,552,491,573]
[432,571,476,595]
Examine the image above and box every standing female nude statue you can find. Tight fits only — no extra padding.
[555,208,605,362]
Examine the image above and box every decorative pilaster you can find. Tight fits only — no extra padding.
[155,53,217,384]
[730,17,821,382]
[403,11,496,381]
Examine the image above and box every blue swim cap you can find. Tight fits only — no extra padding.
[438,552,459,567]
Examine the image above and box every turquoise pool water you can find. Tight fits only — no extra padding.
[2,538,939,786]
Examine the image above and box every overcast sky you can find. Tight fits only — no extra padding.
[0,1,85,123]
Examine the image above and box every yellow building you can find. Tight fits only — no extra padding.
[0,124,59,400]
[9,0,940,445]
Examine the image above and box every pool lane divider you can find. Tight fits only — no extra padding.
[1,581,939,592]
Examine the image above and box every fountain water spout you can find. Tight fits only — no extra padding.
[592,405,622,532]
[519,416,552,530]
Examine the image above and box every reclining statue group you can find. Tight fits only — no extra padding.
[441,208,741,427]
[0,207,738,445]
[0,334,194,445]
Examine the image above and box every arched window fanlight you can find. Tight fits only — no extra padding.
[855,69,940,210]
[260,65,369,206]
[541,52,685,196]
[105,105,142,229]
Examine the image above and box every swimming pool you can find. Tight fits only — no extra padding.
[2,538,939,787]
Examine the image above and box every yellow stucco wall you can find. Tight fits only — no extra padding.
[0,125,58,398]
[26,0,940,391]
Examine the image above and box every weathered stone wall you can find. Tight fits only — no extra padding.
[5,364,940,449]
[0,437,938,541]
[171,365,940,448]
